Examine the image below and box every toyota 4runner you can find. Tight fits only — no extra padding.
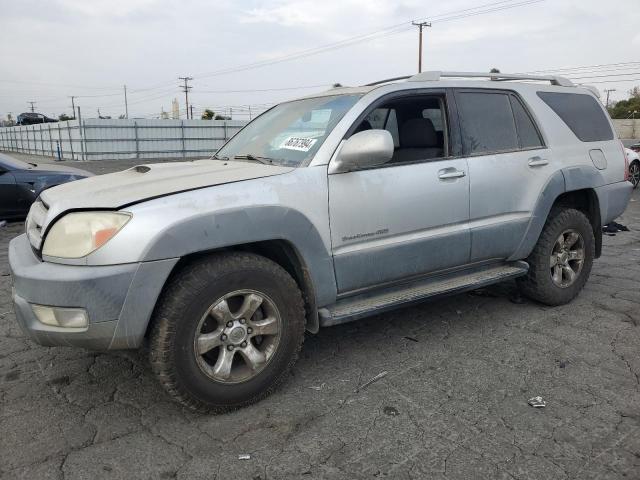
[9,71,633,412]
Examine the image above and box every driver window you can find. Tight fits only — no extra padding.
[352,95,448,164]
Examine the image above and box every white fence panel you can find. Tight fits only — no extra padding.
[0,119,246,161]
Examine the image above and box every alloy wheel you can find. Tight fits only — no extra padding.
[630,162,640,188]
[194,290,282,384]
[550,229,585,288]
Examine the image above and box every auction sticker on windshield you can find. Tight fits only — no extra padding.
[280,136,318,152]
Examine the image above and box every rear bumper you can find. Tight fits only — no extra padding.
[595,181,633,225]
[9,233,178,350]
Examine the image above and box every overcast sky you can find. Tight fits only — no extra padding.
[1,0,639,120]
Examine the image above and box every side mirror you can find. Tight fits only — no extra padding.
[329,129,394,174]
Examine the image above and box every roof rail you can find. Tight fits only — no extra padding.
[364,76,411,86]
[408,71,574,87]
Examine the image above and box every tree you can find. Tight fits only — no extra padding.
[214,114,231,120]
[608,86,640,119]
[490,68,501,73]
[201,109,215,120]
[58,113,72,121]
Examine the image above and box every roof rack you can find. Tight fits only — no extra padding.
[365,76,411,86]
[408,71,574,87]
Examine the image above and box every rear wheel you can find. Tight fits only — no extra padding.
[517,208,595,306]
[149,252,305,413]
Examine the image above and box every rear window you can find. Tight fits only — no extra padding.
[510,96,544,149]
[537,92,613,142]
[457,92,519,155]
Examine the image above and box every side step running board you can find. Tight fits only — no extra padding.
[319,262,528,327]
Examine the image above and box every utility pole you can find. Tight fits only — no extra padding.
[27,101,36,112]
[179,76,193,119]
[411,21,431,73]
[190,105,194,120]
[604,88,616,109]
[69,96,77,119]
[124,85,129,119]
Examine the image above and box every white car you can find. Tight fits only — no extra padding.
[626,148,640,188]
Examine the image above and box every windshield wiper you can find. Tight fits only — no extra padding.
[233,154,274,165]
[212,153,228,160]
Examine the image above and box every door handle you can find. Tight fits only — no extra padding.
[528,156,549,167]
[438,169,466,180]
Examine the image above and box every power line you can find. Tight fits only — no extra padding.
[525,61,640,74]
[196,84,329,93]
[0,0,547,105]
[565,71,640,80]
[580,78,640,85]
[190,0,546,81]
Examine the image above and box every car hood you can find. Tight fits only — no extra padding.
[40,159,294,217]
[28,162,93,177]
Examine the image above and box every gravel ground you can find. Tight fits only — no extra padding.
[1,156,639,479]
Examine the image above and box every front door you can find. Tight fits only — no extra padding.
[328,92,470,293]
[0,170,18,220]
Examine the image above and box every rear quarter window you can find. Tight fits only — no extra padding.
[537,91,613,142]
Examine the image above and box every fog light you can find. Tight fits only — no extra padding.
[31,305,88,328]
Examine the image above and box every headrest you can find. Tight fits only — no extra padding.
[400,118,438,148]
[353,119,373,134]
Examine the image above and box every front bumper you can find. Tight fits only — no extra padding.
[9,234,178,350]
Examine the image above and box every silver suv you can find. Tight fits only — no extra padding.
[9,71,633,412]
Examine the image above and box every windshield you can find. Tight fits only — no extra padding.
[216,94,362,167]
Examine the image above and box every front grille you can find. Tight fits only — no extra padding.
[26,200,49,251]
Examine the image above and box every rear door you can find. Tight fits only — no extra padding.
[454,89,552,262]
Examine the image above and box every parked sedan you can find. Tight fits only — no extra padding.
[0,153,92,220]
[627,148,640,189]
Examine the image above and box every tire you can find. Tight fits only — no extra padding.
[630,160,640,189]
[517,208,595,306]
[149,252,305,413]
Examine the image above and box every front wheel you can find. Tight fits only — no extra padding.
[149,252,305,413]
[517,208,595,306]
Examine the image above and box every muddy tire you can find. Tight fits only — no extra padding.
[517,208,595,306]
[149,252,305,413]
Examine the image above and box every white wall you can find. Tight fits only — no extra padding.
[0,119,246,160]
[613,119,640,140]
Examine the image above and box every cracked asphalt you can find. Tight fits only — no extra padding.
[1,156,639,479]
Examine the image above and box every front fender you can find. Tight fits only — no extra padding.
[142,206,337,307]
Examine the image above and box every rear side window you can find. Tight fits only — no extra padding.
[537,91,613,142]
[457,92,518,155]
[510,96,543,149]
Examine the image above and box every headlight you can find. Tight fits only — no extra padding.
[42,212,131,258]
